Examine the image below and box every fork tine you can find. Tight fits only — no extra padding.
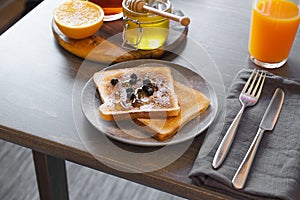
[246,70,259,95]
[242,69,256,93]
[251,71,264,96]
[254,71,266,98]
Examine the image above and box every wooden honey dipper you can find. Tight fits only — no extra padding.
[127,0,190,26]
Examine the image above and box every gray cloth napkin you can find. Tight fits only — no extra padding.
[189,69,300,200]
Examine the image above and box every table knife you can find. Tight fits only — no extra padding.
[232,88,285,189]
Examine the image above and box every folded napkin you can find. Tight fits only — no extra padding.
[189,69,300,200]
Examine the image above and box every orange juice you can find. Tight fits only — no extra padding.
[249,0,300,63]
[89,0,123,21]
[89,0,123,15]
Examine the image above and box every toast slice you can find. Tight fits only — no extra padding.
[93,66,180,121]
[136,81,210,141]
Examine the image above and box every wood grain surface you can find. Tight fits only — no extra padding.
[52,9,188,63]
[1,0,300,199]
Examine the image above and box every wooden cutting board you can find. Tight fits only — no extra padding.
[52,9,188,63]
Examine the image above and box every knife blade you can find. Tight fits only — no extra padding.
[259,88,285,131]
[232,88,285,189]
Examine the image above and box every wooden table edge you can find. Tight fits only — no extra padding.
[0,125,243,200]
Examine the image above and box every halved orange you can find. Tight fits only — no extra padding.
[53,0,104,39]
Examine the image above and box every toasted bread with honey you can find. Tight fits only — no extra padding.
[93,66,180,121]
[136,81,210,141]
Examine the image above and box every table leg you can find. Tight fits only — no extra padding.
[32,150,69,200]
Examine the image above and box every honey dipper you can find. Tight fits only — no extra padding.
[127,0,190,26]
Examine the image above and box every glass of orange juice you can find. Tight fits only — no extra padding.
[249,0,300,68]
[89,0,123,21]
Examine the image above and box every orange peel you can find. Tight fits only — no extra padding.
[53,0,104,39]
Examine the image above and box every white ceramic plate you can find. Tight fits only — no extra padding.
[81,59,218,146]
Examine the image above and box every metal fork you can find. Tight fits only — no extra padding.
[212,69,266,169]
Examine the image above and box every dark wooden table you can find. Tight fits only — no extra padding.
[1,0,300,199]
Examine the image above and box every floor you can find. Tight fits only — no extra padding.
[0,0,26,34]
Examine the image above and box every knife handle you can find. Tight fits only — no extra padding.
[232,128,265,189]
[212,106,245,169]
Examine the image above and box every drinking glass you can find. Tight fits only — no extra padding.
[249,0,300,68]
[89,0,123,21]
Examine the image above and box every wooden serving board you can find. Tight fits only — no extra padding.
[52,9,188,63]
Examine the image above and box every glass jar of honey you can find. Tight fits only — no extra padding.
[122,0,171,50]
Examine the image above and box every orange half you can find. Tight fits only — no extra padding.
[53,0,104,39]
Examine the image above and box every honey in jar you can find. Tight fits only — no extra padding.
[122,0,171,50]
